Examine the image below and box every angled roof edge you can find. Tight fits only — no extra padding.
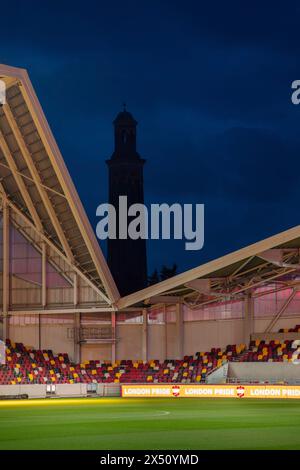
[117,224,300,309]
[0,63,120,305]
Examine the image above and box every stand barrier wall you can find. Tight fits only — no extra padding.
[121,384,300,399]
[2,383,300,399]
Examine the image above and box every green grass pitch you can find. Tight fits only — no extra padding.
[0,397,300,450]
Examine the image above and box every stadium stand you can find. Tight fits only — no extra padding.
[2,325,300,386]
[0,340,245,385]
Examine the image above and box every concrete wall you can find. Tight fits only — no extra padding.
[228,362,300,383]
[148,324,166,361]
[183,318,244,355]
[8,322,74,359]
[0,384,46,398]
[166,323,177,359]
[0,384,88,398]
[0,383,122,398]
[81,344,112,362]
[40,325,74,357]
[254,317,300,333]
[55,383,87,396]
[116,324,143,360]
[9,324,39,349]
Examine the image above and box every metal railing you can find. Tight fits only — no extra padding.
[67,327,114,341]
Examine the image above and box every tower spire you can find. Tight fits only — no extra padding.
[106,108,147,296]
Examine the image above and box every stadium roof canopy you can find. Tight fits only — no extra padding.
[0,64,119,308]
[118,225,300,310]
[2,63,300,315]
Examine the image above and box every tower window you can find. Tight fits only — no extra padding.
[122,131,128,144]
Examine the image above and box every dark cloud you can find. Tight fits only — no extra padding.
[0,1,299,273]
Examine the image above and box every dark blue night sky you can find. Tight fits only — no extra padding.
[1,1,300,275]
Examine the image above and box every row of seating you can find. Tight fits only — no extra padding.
[278,324,300,333]
[1,324,300,385]
[0,339,246,385]
[240,338,300,362]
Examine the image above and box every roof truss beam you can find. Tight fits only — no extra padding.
[2,102,74,261]
[0,190,112,305]
[264,288,298,333]
[0,129,43,231]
